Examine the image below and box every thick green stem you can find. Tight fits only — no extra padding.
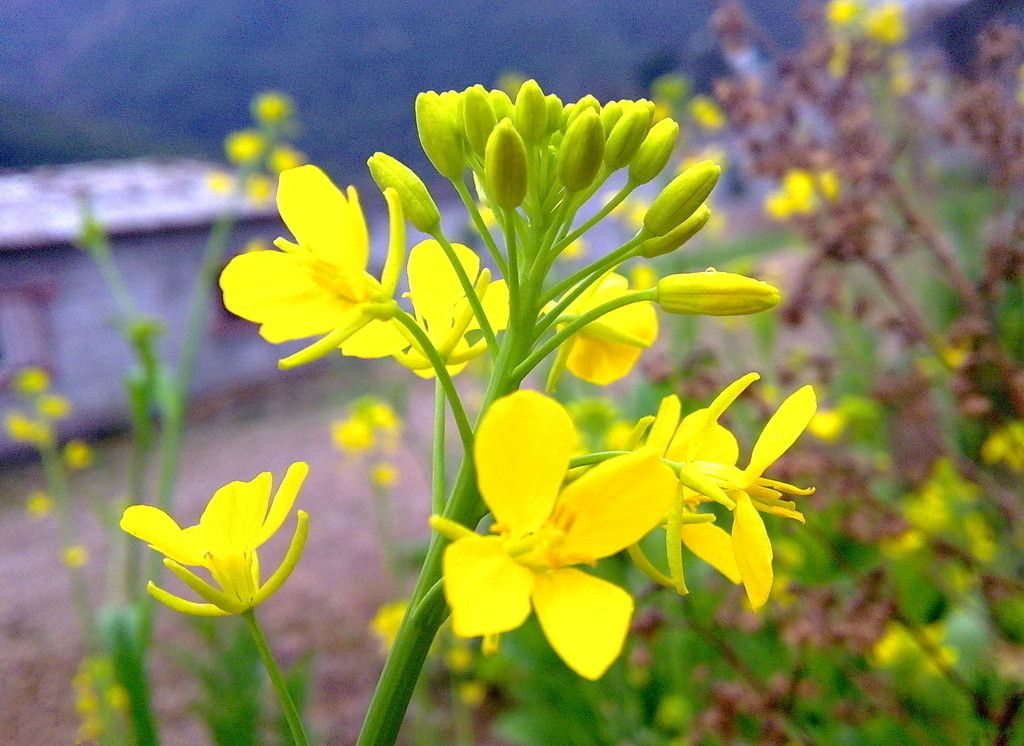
[243,610,309,746]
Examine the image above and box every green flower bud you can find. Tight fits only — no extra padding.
[415,91,465,181]
[600,101,624,134]
[565,95,600,126]
[604,102,652,170]
[656,269,780,316]
[628,118,680,184]
[367,152,440,233]
[643,160,720,236]
[514,79,548,142]
[638,204,710,258]
[545,94,564,134]
[556,109,605,192]
[484,119,528,210]
[463,85,497,157]
[489,89,514,121]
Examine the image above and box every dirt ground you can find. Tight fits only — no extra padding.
[0,364,441,745]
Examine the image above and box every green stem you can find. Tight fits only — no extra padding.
[453,180,507,275]
[541,232,647,307]
[242,610,309,746]
[550,179,635,257]
[429,229,499,354]
[627,544,676,589]
[432,378,447,514]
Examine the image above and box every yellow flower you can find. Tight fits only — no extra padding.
[646,374,816,608]
[827,0,863,28]
[457,681,487,708]
[26,490,52,519]
[206,170,235,194]
[63,545,90,569]
[370,463,399,488]
[332,417,375,453]
[554,273,658,386]
[269,145,304,174]
[393,240,509,378]
[981,422,1024,472]
[12,367,50,395]
[370,600,408,653]
[63,440,94,470]
[245,174,274,203]
[120,463,310,616]
[818,170,840,201]
[445,642,474,673]
[219,165,407,365]
[629,263,659,291]
[435,391,676,679]
[37,394,72,419]
[224,129,265,165]
[808,409,845,442]
[689,95,726,131]
[5,411,51,445]
[829,39,851,78]
[560,238,588,261]
[865,3,907,46]
[872,622,955,673]
[252,92,294,125]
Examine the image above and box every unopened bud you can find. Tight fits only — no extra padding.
[415,91,465,181]
[545,94,564,134]
[557,109,605,192]
[639,205,710,258]
[367,152,441,232]
[604,103,652,170]
[629,118,680,184]
[565,95,600,126]
[514,79,548,142]
[643,160,720,236]
[656,269,780,316]
[463,85,497,157]
[484,119,528,210]
[600,101,624,134]
[489,89,514,121]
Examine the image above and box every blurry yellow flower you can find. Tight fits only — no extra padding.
[332,416,375,454]
[37,394,71,419]
[872,622,955,673]
[457,681,487,708]
[818,170,840,201]
[434,391,676,679]
[243,238,270,253]
[963,515,995,563]
[370,463,399,489]
[225,129,265,165]
[554,273,658,386]
[444,642,474,673]
[26,490,52,519]
[120,463,310,616]
[5,411,51,445]
[865,3,907,46]
[12,367,50,395]
[808,409,846,442]
[269,145,304,174]
[827,0,863,28]
[829,40,851,78]
[561,238,588,261]
[604,420,635,451]
[629,263,659,291]
[252,92,294,125]
[63,545,90,569]
[881,529,924,557]
[626,201,649,231]
[765,169,837,219]
[689,95,726,131]
[63,440,94,470]
[220,165,407,364]
[981,421,1024,472]
[370,600,408,653]
[206,170,235,194]
[652,101,672,122]
[245,174,274,203]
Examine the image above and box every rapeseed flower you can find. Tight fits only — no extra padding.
[827,0,863,28]
[370,600,409,653]
[434,391,676,679]
[865,3,907,46]
[12,367,50,395]
[689,95,726,131]
[120,463,310,616]
[37,393,72,419]
[63,545,90,569]
[26,490,52,519]
[220,165,407,367]
[63,440,94,470]
[5,411,51,445]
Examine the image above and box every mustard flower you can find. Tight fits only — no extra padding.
[120,463,310,616]
[689,95,726,131]
[12,367,50,395]
[37,393,72,419]
[826,0,863,28]
[370,600,409,653]
[4,411,51,445]
[224,129,265,165]
[26,490,52,519]
[554,273,658,386]
[220,165,406,365]
[434,391,676,679]
[370,463,399,488]
[252,92,294,125]
[63,545,90,569]
[63,440,94,470]
[332,416,375,454]
[865,3,907,46]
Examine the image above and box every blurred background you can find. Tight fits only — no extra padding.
[2,1,1024,744]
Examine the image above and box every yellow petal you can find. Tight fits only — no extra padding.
[681,522,741,583]
[256,462,308,546]
[407,240,481,333]
[277,165,368,273]
[667,411,739,465]
[707,372,760,421]
[120,505,207,566]
[531,568,632,680]
[147,582,230,617]
[200,472,274,552]
[219,251,357,343]
[566,337,646,386]
[732,492,774,609]
[477,278,510,332]
[646,395,681,455]
[746,385,816,480]
[443,536,534,638]
[475,391,575,535]
[553,451,676,562]
[341,318,409,358]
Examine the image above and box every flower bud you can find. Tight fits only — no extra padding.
[415,91,465,181]
[463,85,497,157]
[629,118,680,184]
[545,94,564,134]
[556,109,605,192]
[367,152,441,233]
[638,204,710,258]
[604,103,652,170]
[643,160,720,236]
[484,119,528,210]
[656,269,780,316]
[565,95,600,126]
[489,89,514,121]
[600,101,624,134]
[514,79,548,142]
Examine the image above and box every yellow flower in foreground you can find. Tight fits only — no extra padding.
[394,240,509,378]
[120,463,310,616]
[435,391,676,679]
[63,545,90,569]
[555,273,658,386]
[64,440,94,470]
[865,3,907,46]
[26,491,52,519]
[370,600,408,653]
[219,165,406,364]
[12,367,50,395]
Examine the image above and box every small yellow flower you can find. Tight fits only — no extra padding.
[434,391,676,679]
[12,367,50,395]
[818,170,840,201]
[477,206,499,230]
[37,394,72,420]
[457,681,487,708]
[827,0,863,28]
[206,170,235,194]
[808,409,846,442]
[444,643,474,674]
[63,545,90,569]
[224,129,265,165]
[5,411,51,445]
[63,440,94,470]
[333,416,375,454]
[560,238,588,261]
[689,95,726,131]
[370,600,408,653]
[252,92,294,125]
[26,490,52,519]
[981,422,1024,472]
[865,3,907,46]
[269,145,304,174]
[829,39,851,78]
[370,463,399,488]
[245,174,274,203]
[120,463,310,616]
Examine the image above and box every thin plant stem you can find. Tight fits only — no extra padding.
[453,180,507,275]
[432,378,447,514]
[429,230,499,354]
[242,610,310,746]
